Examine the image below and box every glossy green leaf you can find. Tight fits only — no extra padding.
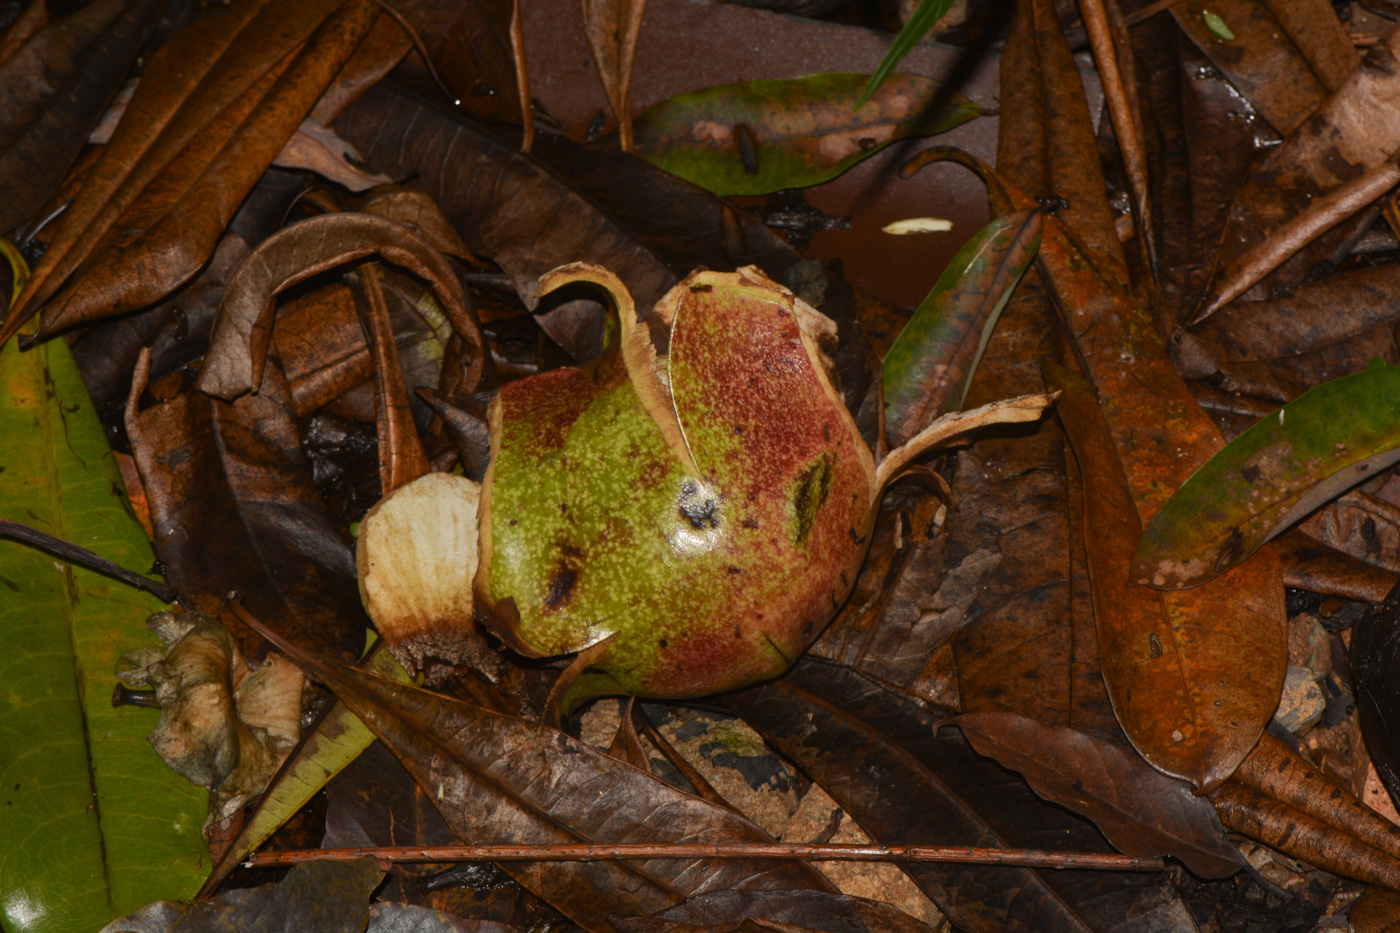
[0,333,208,932]
[632,72,979,197]
[881,208,1041,446]
[856,0,959,109]
[1134,362,1400,589]
[201,640,410,893]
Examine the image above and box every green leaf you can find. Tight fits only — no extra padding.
[857,0,959,109]
[1133,364,1400,589]
[201,641,410,892]
[881,209,1041,446]
[0,334,208,932]
[632,72,979,197]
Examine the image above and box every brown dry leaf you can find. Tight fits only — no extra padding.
[0,0,49,71]
[581,0,647,152]
[1195,21,1400,318]
[961,0,1288,790]
[275,118,393,191]
[1044,358,1284,791]
[1234,732,1400,864]
[1182,262,1400,368]
[1210,781,1400,889]
[196,213,481,401]
[23,0,380,343]
[1169,0,1326,135]
[998,0,1126,279]
[124,351,369,665]
[348,264,431,493]
[0,0,337,342]
[956,712,1244,878]
[309,8,413,125]
[1260,0,1358,92]
[0,0,161,238]
[239,614,891,933]
[728,660,1197,933]
[1195,159,1400,321]
[336,83,677,338]
[358,187,478,261]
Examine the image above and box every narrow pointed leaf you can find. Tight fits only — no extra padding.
[240,614,846,933]
[856,0,959,108]
[1,0,332,341]
[881,209,1040,446]
[0,0,161,238]
[202,644,411,893]
[21,0,379,344]
[955,713,1244,878]
[1133,364,1400,589]
[632,73,979,197]
[0,334,207,932]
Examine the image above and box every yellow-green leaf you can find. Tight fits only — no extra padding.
[0,334,208,932]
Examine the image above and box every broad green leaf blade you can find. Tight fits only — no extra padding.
[1134,362,1400,589]
[857,0,959,108]
[202,641,410,893]
[632,73,979,197]
[881,209,1041,446]
[0,336,208,932]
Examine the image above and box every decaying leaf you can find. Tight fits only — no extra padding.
[1134,363,1400,589]
[196,213,482,401]
[881,208,1041,446]
[581,0,647,152]
[956,712,1244,878]
[118,611,303,828]
[632,73,980,196]
[237,610,922,933]
[99,859,384,933]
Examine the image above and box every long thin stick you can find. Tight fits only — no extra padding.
[246,843,1164,872]
[0,517,176,601]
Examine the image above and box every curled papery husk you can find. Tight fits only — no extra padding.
[119,611,303,830]
[356,471,482,674]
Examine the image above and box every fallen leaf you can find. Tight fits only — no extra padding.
[581,0,647,151]
[1170,0,1325,134]
[1,0,337,340]
[955,712,1245,878]
[727,659,1198,933]
[880,208,1041,446]
[1133,363,1400,588]
[98,859,384,933]
[241,613,864,933]
[0,0,162,238]
[16,0,380,345]
[0,330,207,933]
[335,84,677,357]
[1196,20,1400,316]
[1044,360,1284,790]
[631,73,979,197]
[125,352,369,664]
[196,213,480,402]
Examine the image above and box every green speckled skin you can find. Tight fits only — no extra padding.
[481,272,875,705]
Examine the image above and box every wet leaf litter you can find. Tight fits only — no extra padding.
[4,0,1400,931]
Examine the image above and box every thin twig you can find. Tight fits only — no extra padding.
[1193,159,1400,323]
[245,843,1164,872]
[1078,0,1156,280]
[0,517,177,601]
[510,0,534,153]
